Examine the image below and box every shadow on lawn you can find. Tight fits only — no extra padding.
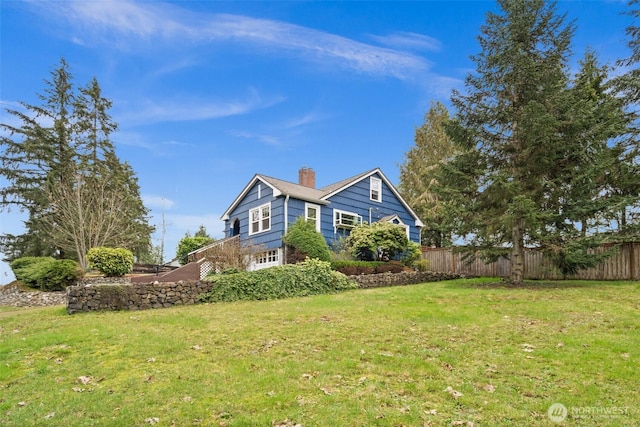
[445,278,602,290]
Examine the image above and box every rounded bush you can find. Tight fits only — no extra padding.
[87,247,134,277]
[10,256,82,291]
[283,217,331,263]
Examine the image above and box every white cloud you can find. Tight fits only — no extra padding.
[284,111,325,129]
[370,32,442,52]
[117,90,285,125]
[32,0,432,80]
[228,130,281,147]
[143,195,175,210]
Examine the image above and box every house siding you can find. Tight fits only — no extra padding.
[221,169,422,265]
[321,173,421,245]
[224,182,284,251]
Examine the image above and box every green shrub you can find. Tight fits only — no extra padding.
[176,235,213,265]
[199,258,357,303]
[87,247,134,277]
[10,256,82,291]
[413,259,430,272]
[10,257,45,282]
[347,222,409,261]
[401,241,422,267]
[330,260,384,275]
[283,217,331,263]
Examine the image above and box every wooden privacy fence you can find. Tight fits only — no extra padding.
[421,242,640,281]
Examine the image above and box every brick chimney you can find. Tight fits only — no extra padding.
[298,166,316,188]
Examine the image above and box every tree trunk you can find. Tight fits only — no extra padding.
[510,218,525,285]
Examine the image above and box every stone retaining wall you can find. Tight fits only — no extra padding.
[66,271,463,314]
[0,283,66,307]
[66,280,215,314]
[350,271,462,288]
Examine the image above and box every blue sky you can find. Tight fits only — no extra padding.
[0,0,633,283]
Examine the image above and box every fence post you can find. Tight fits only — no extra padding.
[451,250,456,273]
[630,242,636,281]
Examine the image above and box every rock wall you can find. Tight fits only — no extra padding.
[0,283,66,307]
[66,271,462,314]
[66,280,215,314]
[350,271,462,288]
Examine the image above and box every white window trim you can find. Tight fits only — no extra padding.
[250,249,281,271]
[370,176,382,202]
[249,202,271,235]
[334,209,362,230]
[257,184,262,199]
[387,217,410,239]
[305,203,321,232]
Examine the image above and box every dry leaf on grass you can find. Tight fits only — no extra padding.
[145,417,160,425]
[191,345,202,351]
[521,343,535,352]
[445,386,463,399]
[320,387,333,395]
[44,412,55,419]
[77,376,93,385]
[481,384,496,393]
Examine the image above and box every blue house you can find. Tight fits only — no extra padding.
[220,167,423,270]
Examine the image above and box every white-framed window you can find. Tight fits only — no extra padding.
[305,203,321,232]
[257,184,262,199]
[249,203,271,235]
[256,249,279,265]
[251,249,280,270]
[334,209,362,229]
[370,177,382,202]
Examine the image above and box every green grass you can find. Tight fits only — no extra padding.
[1,278,638,426]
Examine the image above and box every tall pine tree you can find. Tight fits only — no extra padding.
[0,59,153,268]
[399,101,457,247]
[440,0,634,283]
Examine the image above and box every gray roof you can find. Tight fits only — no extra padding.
[221,167,423,227]
[259,174,327,202]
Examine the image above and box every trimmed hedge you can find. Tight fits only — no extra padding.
[87,247,134,277]
[330,260,407,275]
[10,256,82,291]
[199,258,357,303]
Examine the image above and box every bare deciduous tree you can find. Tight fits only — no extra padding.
[42,172,148,270]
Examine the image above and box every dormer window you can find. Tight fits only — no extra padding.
[370,177,382,202]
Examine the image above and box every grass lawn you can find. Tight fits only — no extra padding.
[1,278,638,426]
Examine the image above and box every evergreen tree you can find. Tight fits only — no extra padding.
[74,77,118,171]
[440,1,634,283]
[612,0,640,238]
[0,58,77,257]
[399,101,457,247]
[0,59,154,267]
[541,51,630,276]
